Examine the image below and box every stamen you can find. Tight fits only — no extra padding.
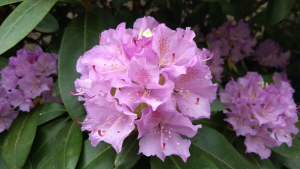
[162,143,166,150]
[296,105,300,109]
[133,38,138,47]
[93,65,101,74]
[202,51,214,62]
[76,118,89,124]
[70,89,83,96]
[99,35,105,44]
[182,35,184,39]
[98,130,105,136]
[171,53,175,64]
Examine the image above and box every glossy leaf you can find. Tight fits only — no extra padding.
[77,140,116,169]
[52,81,60,98]
[2,109,39,169]
[0,148,9,169]
[0,0,22,6]
[190,126,256,169]
[271,138,300,159]
[0,0,58,55]
[266,0,296,26]
[37,102,67,126]
[36,153,53,169]
[52,121,83,169]
[151,150,218,169]
[58,12,104,121]
[282,157,300,169]
[234,138,276,169]
[115,133,141,169]
[30,117,70,168]
[210,99,226,115]
[35,13,59,33]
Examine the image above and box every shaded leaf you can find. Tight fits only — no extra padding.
[35,13,59,33]
[0,0,58,55]
[271,138,300,159]
[115,133,141,169]
[282,157,300,169]
[151,151,218,169]
[23,158,33,169]
[94,7,114,30]
[193,112,227,133]
[262,74,274,84]
[183,3,209,27]
[52,81,60,98]
[0,148,9,169]
[0,57,8,70]
[266,0,296,26]
[30,117,70,168]
[0,0,22,6]
[58,12,104,121]
[37,103,67,126]
[77,140,116,169]
[36,153,53,169]
[112,0,130,6]
[209,2,227,28]
[190,126,256,169]
[52,121,83,169]
[210,99,226,115]
[2,110,39,169]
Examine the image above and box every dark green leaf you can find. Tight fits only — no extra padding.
[266,0,296,26]
[222,2,242,18]
[52,121,83,169]
[0,57,8,70]
[190,126,256,169]
[262,74,274,84]
[282,157,300,169]
[58,12,104,121]
[183,3,209,27]
[250,10,267,25]
[23,158,33,169]
[2,110,39,169]
[94,7,114,30]
[210,99,226,115]
[287,62,300,76]
[112,0,130,6]
[193,112,227,133]
[234,138,276,169]
[0,148,9,169]
[114,6,140,28]
[52,81,60,98]
[77,140,116,169]
[271,138,300,159]
[151,151,218,169]
[0,0,58,55]
[30,117,70,168]
[115,133,141,169]
[35,13,59,33]
[0,131,7,148]
[209,2,227,28]
[36,153,53,169]
[0,0,22,6]
[37,103,67,125]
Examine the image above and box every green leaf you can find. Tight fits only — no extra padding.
[0,57,8,78]
[0,0,22,6]
[0,0,58,55]
[0,131,7,148]
[2,110,39,169]
[234,138,276,169]
[266,0,296,26]
[35,13,59,33]
[262,74,274,84]
[190,126,256,169]
[77,140,116,169]
[271,138,300,159]
[183,3,209,27]
[115,133,141,169]
[30,117,70,168]
[52,121,83,169]
[37,103,67,126]
[282,157,300,169]
[287,62,300,76]
[23,158,33,169]
[210,99,226,115]
[94,7,115,30]
[209,2,227,28]
[193,112,227,133]
[112,0,130,6]
[0,148,9,169]
[52,81,60,98]
[222,2,242,18]
[58,12,104,121]
[151,152,218,169]
[36,153,53,169]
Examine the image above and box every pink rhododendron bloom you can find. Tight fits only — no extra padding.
[0,46,60,133]
[254,39,290,69]
[220,72,299,159]
[206,20,256,81]
[73,16,217,161]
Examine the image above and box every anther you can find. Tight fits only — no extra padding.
[70,89,83,96]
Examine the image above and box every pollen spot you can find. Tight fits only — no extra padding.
[155,98,158,101]
[185,107,188,110]
[177,143,180,146]
[131,97,134,99]
[153,141,155,144]
[117,130,120,133]
[127,93,130,95]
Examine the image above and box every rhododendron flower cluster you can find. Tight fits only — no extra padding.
[253,39,290,69]
[219,72,298,159]
[206,20,257,81]
[73,16,217,161]
[0,46,60,132]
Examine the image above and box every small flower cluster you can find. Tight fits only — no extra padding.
[74,16,217,161]
[253,39,290,69]
[0,46,59,132]
[206,20,257,81]
[220,72,298,159]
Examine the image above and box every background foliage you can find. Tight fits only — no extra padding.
[1,0,300,168]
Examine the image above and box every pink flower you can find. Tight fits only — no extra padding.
[220,72,299,159]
